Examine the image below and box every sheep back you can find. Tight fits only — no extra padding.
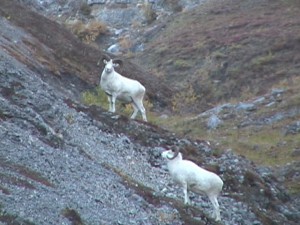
[167,160,223,195]
[101,71,145,97]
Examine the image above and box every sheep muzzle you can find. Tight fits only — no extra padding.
[105,67,113,73]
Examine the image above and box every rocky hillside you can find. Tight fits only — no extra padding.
[0,0,300,225]
[137,0,300,113]
[133,0,300,180]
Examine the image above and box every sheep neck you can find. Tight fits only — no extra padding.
[101,71,117,83]
[167,155,182,170]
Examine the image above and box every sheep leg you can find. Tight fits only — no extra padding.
[105,92,115,112]
[110,95,117,113]
[107,96,113,112]
[208,195,221,221]
[183,183,190,205]
[138,103,147,122]
[136,94,147,122]
[130,98,147,121]
[130,103,139,119]
[134,97,147,121]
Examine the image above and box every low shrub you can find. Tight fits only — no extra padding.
[65,19,108,44]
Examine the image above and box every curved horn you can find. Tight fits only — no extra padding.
[113,59,123,66]
[167,146,180,160]
[97,55,110,66]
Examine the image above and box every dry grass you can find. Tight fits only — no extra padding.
[158,86,300,168]
[142,3,157,24]
[81,87,154,121]
[118,36,133,52]
[151,66,300,167]
[65,19,108,44]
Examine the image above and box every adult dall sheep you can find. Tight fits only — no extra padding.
[161,148,223,221]
[98,56,147,121]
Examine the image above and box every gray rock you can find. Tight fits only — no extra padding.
[291,149,300,157]
[253,96,265,104]
[271,88,285,96]
[265,101,276,107]
[87,0,106,5]
[284,121,300,135]
[107,43,121,53]
[207,114,222,129]
[115,0,131,3]
[236,102,256,111]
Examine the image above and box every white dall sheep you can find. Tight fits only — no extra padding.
[161,148,223,221]
[99,57,147,121]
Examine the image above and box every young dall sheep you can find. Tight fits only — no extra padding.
[161,148,223,221]
[99,56,147,121]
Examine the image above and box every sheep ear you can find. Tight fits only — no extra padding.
[166,152,174,159]
[167,147,180,160]
[103,56,111,64]
[97,55,110,66]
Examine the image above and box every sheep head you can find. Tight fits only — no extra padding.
[102,58,123,74]
[161,147,180,160]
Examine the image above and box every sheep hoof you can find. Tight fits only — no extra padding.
[111,115,120,119]
[183,201,191,209]
[215,217,221,222]
[184,199,191,205]
[212,213,221,222]
[183,204,189,213]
